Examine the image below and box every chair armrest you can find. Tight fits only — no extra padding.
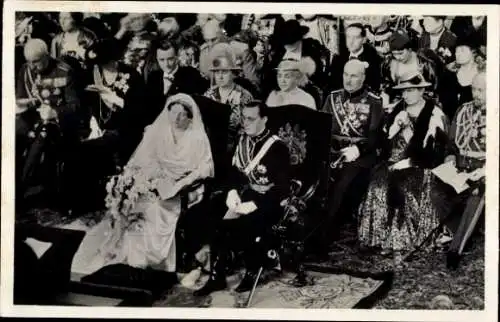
[179,177,215,211]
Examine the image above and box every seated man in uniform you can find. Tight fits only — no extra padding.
[16,38,86,213]
[16,38,85,144]
[193,101,291,296]
[441,71,486,269]
[319,59,385,254]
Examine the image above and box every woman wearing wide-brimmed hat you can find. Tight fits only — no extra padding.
[358,72,451,269]
[446,33,486,108]
[265,58,317,110]
[203,43,254,149]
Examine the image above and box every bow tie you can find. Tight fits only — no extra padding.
[163,74,174,81]
[349,55,359,60]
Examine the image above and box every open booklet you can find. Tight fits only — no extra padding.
[431,161,471,194]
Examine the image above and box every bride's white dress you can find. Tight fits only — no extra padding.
[72,198,180,275]
[71,94,214,275]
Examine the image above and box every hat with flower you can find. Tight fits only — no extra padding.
[209,42,241,71]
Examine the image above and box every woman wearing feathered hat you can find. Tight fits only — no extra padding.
[359,71,451,268]
[265,58,317,110]
[264,19,324,97]
[203,43,254,150]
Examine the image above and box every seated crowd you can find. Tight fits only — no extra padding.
[15,13,486,295]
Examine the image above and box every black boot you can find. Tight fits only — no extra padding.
[193,254,227,297]
[235,269,259,293]
[447,251,461,270]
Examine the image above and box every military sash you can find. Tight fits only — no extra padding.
[233,134,280,175]
[329,90,364,137]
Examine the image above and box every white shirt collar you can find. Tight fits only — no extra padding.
[349,46,364,58]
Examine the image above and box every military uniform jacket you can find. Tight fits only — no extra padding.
[227,129,291,219]
[448,101,486,172]
[16,58,84,140]
[322,87,384,168]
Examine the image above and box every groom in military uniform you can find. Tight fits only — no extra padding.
[319,59,384,252]
[194,101,291,296]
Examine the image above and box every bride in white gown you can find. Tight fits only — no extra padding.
[72,93,214,274]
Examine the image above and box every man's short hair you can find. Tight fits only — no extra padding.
[243,100,269,118]
[179,39,200,57]
[157,40,178,55]
[345,23,367,37]
[23,38,49,59]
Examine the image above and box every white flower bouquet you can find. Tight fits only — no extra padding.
[104,164,161,232]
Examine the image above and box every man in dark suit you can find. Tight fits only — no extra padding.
[146,40,209,125]
[326,23,382,94]
[419,16,457,65]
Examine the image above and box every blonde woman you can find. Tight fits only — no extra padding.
[265,58,317,110]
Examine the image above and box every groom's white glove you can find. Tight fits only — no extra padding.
[226,189,241,210]
[234,201,257,215]
[341,145,360,163]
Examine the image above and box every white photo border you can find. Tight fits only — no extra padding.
[2,1,498,321]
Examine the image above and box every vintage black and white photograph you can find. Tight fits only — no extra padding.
[1,1,498,321]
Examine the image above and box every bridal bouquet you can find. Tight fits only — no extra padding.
[104,165,161,232]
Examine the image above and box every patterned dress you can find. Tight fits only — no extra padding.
[358,103,448,252]
[204,84,254,149]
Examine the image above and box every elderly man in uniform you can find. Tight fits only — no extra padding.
[16,38,86,213]
[441,72,486,269]
[16,38,85,140]
[193,101,291,296]
[318,59,385,253]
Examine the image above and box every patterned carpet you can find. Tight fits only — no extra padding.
[155,268,391,308]
[20,208,484,309]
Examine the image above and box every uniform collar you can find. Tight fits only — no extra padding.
[248,128,270,144]
[345,87,366,99]
[39,58,57,76]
